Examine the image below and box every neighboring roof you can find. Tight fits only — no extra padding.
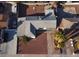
[26,5,45,16]
[0,22,7,29]
[64,4,79,14]
[0,3,5,13]
[0,14,7,29]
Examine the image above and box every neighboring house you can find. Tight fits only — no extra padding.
[0,2,17,54]
[17,2,56,38]
[17,2,56,54]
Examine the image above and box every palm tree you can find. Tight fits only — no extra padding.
[53,28,79,49]
[54,31,66,43]
[54,28,66,48]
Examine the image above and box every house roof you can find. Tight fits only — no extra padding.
[17,32,48,54]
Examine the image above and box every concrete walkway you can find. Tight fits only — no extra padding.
[6,34,17,55]
[47,29,60,55]
[47,30,53,55]
[0,43,7,54]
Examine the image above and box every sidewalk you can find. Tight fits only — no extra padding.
[0,43,7,54]
[47,29,60,55]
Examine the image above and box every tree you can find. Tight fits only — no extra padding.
[56,42,65,48]
[54,31,66,43]
[22,35,31,44]
[53,28,67,49]
[54,31,66,48]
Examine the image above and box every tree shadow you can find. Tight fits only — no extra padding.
[42,12,52,20]
[3,3,12,14]
[0,29,16,44]
[0,3,5,13]
[30,23,46,37]
[64,22,79,39]
[74,50,79,54]
[30,23,37,37]
[17,20,24,28]
[17,3,29,29]
[69,22,79,35]
[36,29,46,37]
[17,3,28,17]
[8,13,17,29]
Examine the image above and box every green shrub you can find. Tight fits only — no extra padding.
[54,31,67,48]
[22,35,31,44]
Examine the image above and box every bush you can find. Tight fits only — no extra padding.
[22,35,31,44]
